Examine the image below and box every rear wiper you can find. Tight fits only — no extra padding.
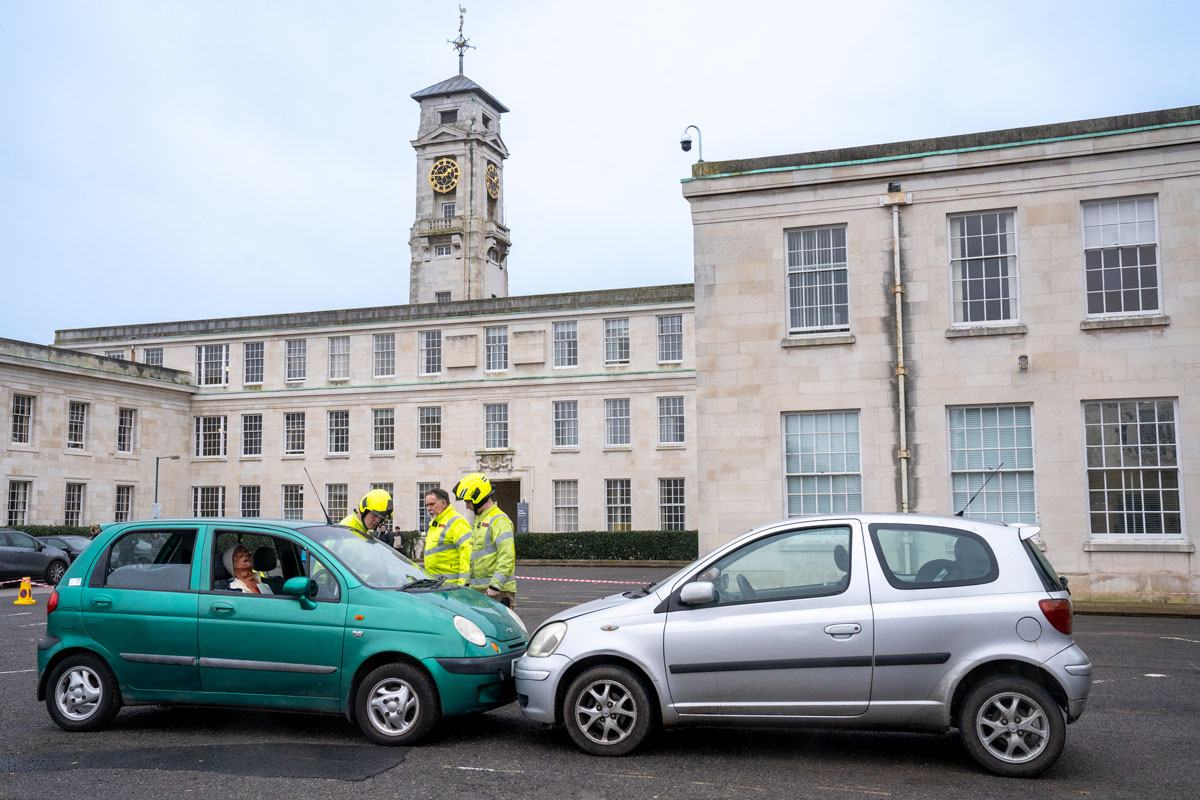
[400,576,447,591]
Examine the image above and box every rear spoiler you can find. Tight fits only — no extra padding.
[1014,525,1041,541]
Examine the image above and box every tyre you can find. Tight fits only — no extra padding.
[45,653,122,732]
[561,665,653,756]
[355,663,440,746]
[45,560,67,586]
[959,675,1066,777]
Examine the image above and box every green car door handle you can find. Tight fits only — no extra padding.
[91,596,112,608]
[210,602,235,615]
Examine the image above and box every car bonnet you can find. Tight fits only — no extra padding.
[417,588,526,643]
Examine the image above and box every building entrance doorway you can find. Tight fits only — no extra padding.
[490,479,521,525]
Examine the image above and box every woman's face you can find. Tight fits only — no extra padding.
[232,547,252,575]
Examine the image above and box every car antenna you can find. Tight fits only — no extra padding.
[954,462,1003,517]
[304,467,332,524]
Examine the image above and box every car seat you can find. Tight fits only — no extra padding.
[212,546,233,590]
[253,548,285,594]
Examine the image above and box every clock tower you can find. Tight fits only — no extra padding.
[408,19,510,304]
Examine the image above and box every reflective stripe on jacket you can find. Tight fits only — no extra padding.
[424,506,472,585]
[469,505,516,593]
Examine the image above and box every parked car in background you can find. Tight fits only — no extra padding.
[516,513,1091,778]
[36,535,94,564]
[37,518,527,745]
[0,529,69,585]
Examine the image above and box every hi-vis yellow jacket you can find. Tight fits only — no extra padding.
[424,506,471,586]
[469,505,516,593]
[339,512,370,539]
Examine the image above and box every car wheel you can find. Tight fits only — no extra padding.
[355,663,440,746]
[45,653,121,732]
[562,665,653,756]
[960,675,1066,777]
[45,560,68,586]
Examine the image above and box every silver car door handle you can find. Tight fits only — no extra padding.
[210,602,235,615]
[824,623,862,636]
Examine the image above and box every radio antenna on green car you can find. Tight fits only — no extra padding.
[304,467,332,524]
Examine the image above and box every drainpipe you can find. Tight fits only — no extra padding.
[879,185,912,512]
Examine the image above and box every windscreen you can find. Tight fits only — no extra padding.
[300,525,430,589]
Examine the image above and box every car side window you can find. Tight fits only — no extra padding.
[870,524,998,589]
[10,532,37,549]
[697,525,851,605]
[303,550,341,602]
[97,530,196,591]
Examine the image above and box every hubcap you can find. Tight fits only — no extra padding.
[975,691,1049,763]
[366,677,420,736]
[55,665,102,721]
[573,679,638,746]
[50,563,65,583]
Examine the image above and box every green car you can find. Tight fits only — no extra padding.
[36,518,527,745]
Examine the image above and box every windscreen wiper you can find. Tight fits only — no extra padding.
[400,576,448,591]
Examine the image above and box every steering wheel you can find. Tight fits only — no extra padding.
[736,574,757,600]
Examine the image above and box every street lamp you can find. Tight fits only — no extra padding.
[154,455,181,517]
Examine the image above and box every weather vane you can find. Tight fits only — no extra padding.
[449,6,475,75]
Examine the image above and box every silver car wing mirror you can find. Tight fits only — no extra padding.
[679,581,716,605]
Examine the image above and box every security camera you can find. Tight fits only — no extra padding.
[680,133,693,152]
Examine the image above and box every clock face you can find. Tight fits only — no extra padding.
[485,163,500,199]
[429,158,460,193]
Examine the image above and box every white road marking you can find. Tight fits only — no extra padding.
[3,612,33,617]
[0,669,36,675]
[1161,636,1200,644]
[1144,673,1168,678]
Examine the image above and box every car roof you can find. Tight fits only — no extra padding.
[749,512,1035,541]
[109,518,333,530]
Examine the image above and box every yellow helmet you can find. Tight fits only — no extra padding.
[358,489,393,518]
[453,472,493,506]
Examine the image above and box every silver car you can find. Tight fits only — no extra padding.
[515,513,1091,777]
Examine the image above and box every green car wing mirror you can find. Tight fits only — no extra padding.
[282,576,319,610]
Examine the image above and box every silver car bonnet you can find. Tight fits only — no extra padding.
[545,589,663,624]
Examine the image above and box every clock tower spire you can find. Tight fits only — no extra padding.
[409,10,510,304]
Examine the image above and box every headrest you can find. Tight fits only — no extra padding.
[253,548,277,572]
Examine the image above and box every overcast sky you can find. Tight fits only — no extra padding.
[2,0,1197,345]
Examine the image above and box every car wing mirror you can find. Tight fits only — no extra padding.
[283,576,319,610]
[1059,575,1070,594]
[679,581,716,606]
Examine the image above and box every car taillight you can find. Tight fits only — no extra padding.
[46,590,59,614]
[1039,597,1072,635]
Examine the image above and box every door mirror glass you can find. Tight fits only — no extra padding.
[679,581,715,605]
[282,576,318,610]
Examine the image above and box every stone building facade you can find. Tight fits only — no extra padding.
[682,106,1200,603]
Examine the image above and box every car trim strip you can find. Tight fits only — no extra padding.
[668,652,951,674]
[120,653,198,667]
[874,652,951,666]
[196,657,337,674]
[437,648,527,675]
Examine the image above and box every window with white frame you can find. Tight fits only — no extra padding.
[485,326,508,371]
[949,405,1036,524]
[658,396,685,444]
[553,401,579,448]
[787,226,850,333]
[192,486,225,517]
[605,399,631,446]
[328,410,349,454]
[949,211,1018,325]
[114,485,133,522]
[657,314,683,362]
[435,291,451,303]
[282,484,304,519]
[485,404,509,449]
[659,478,686,531]
[105,350,124,360]
[604,318,630,365]
[784,411,862,515]
[195,344,229,386]
[64,483,85,526]
[1083,197,1160,317]
[328,336,350,381]
[116,408,136,454]
[373,408,395,453]
[417,482,439,530]
[419,330,442,375]
[194,415,227,457]
[7,480,31,526]
[243,342,264,384]
[67,401,88,450]
[143,348,163,366]
[284,412,306,455]
[553,480,579,532]
[434,244,452,257]
[419,406,441,451]
[1084,399,1181,536]
[241,413,262,457]
[285,339,307,382]
[372,482,394,496]
[11,395,33,445]
[553,321,578,367]
[442,202,456,218]
[606,478,632,532]
[373,333,395,377]
[240,485,260,518]
[326,483,349,521]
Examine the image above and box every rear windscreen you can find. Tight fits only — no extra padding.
[1022,538,1063,593]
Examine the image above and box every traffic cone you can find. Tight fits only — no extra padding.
[15,576,35,605]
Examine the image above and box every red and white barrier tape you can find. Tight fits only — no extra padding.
[0,579,55,589]
[515,575,646,586]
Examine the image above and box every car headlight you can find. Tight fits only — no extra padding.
[505,604,528,636]
[454,615,487,647]
[527,621,567,658]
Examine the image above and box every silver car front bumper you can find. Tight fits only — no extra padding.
[515,653,571,724]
